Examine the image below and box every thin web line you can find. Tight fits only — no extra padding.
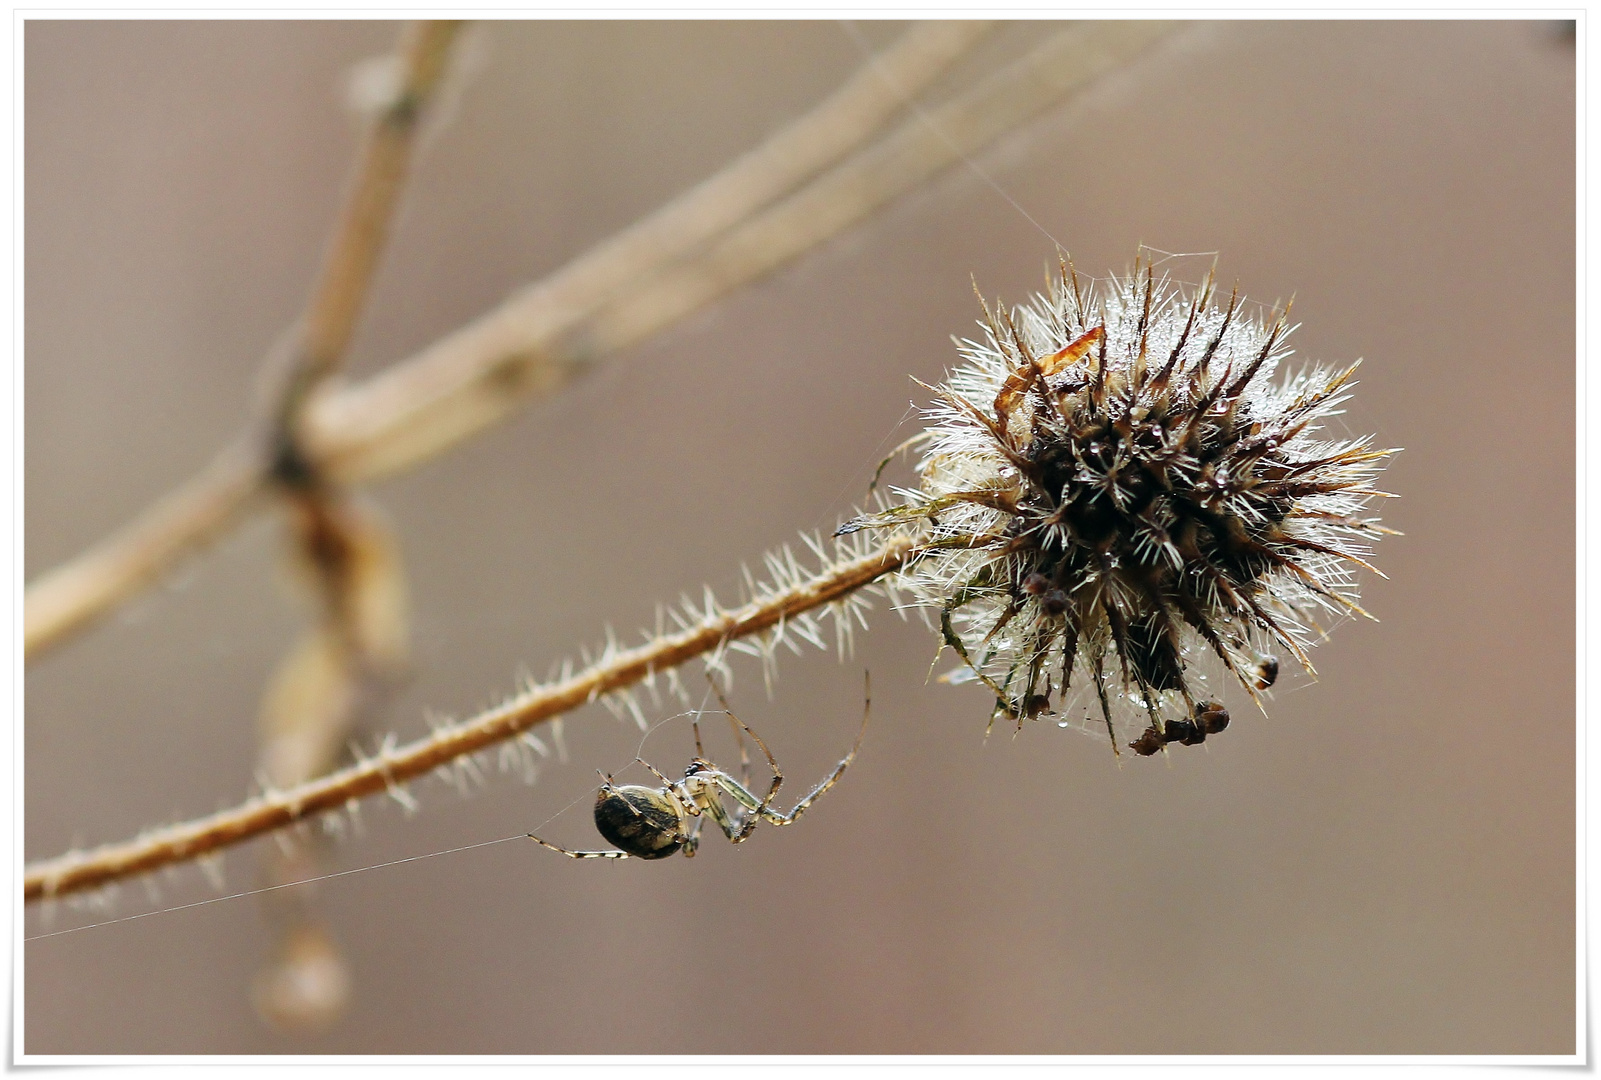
[837,27,1251,309]
[25,833,530,942]
[27,705,719,943]
[838,20,1067,253]
[813,401,920,534]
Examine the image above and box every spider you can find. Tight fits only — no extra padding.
[527,673,870,860]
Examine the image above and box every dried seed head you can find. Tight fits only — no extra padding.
[857,255,1397,755]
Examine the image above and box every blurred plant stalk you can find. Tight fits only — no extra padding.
[24,20,1175,661]
[250,20,463,1031]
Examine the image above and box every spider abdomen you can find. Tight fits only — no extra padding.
[593,786,684,859]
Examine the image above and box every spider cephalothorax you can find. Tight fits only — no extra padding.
[846,255,1396,755]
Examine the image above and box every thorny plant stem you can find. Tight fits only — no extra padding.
[24,535,917,902]
[24,21,1173,661]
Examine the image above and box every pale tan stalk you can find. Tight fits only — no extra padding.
[572,22,1179,366]
[24,441,271,659]
[22,22,991,660]
[267,19,460,678]
[23,22,463,661]
[24,535,916,902]
[312,21,1178,482]
[22,23,1172,660]
[282,20,465,417]
[389,21,996,361]
[253,24,461,1027]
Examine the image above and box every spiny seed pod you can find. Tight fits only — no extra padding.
[847,254,1397,756]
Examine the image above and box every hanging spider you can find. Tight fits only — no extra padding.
[527,673,870,860]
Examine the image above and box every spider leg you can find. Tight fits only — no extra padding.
[706,671,870,828]
[637,758,675,789]
[596,771,646,822]
[727,708,753,795]
[938,587,1014,728]
[762,670,870,826]
[700,672,759,826]
[700,672,753,782]
[688,770,768,842]
[704,677,784,832]
[682,812,705,857]
[525,834,632,859]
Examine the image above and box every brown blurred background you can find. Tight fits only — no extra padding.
[24,20,1575,1054]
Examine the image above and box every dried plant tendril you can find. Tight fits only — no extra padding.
[843,253,1398,756]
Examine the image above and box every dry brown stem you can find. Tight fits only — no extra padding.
[311,21,1177,482]
[24,534,917,902]
[24,439,271,658]
[370,20,995,370]
[257,17,459,812]
[23,21,1171,660]
[23,21,463,662]
[252,23,461,1028]
[278,20,465,427]
[265,18,460,717]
